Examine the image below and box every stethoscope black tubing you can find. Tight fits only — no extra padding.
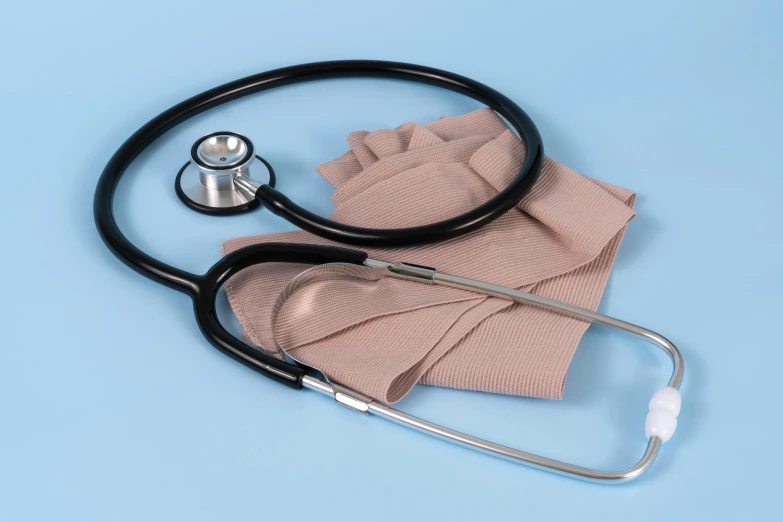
[253,69,544,245]
[197,243,369,387]
[93,60,544,387]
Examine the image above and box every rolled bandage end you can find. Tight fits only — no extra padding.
[645,386,681,443]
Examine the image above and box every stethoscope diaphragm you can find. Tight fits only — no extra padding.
[175,131,275,215]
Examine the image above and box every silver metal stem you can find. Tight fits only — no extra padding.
[294,259,684,483]
[233,171,262,198]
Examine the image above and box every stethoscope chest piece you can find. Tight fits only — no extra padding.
[175,131,275,215]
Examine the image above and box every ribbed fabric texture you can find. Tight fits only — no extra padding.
[223,109,636,404]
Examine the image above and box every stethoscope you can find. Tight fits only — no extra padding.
[95,60,684,483]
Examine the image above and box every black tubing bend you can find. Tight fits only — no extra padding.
[194,243,369,388]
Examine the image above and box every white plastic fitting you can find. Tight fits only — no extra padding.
[645,386,681,443]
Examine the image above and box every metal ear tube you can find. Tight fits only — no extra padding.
[271,260,684,484]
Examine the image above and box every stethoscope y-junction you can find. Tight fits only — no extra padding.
[94,60,684,483]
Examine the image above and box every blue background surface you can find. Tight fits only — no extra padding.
[1,1,781,520]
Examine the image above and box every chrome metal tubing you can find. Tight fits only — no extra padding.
[293,259,684,483]
[301,373,662,483]
[233,171,263,198]
[368,398,662,483]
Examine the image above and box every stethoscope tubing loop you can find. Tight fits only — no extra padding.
[95,60,543,294]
